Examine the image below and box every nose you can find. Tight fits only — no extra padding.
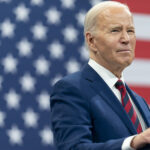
[120,31,130,44]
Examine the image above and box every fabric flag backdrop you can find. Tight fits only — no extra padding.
[0,0,149,150]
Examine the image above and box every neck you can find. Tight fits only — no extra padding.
[90,57,124,78]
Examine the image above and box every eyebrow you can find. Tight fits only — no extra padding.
[111,26,135,30]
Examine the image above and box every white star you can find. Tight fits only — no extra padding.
[45,7,61,25]
[31,22,47,40]
[90,0,103,6]
[2,54,18,73]
[36,91,50,110]
[65,59,80,74]
[4,89,21,109]
[22,108,39,128]
[51,74,63,86]
[34,57,50,75]
[0,19,15,38]
[75,10,86,27]
[7,125,24,145]
[14,3,30,22]
[62,25,78,43]
[79,44,89,60]
[48,41,64,59]
[19,73,36,92]
[31,0,43,6]
[0,111,6,127]
[60,0,75,9]
[39,127,53,145]
[16,38,33,57]
[0,76,3,90]
[0,0,11,3]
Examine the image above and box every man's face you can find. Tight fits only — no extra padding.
[87,7,136,76]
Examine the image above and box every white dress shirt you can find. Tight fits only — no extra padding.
[88,59,147,150]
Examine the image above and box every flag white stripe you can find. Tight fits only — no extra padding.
[133,13,150,41]
[124,58,150,86]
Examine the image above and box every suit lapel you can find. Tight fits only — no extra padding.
[82,64,137,134]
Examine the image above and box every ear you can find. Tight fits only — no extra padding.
[85,32,97,52]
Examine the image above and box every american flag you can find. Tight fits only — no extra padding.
[0,0,149,150]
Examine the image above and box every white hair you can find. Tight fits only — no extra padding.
[84,1,131,37]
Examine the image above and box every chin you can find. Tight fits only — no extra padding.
[118,59,133,70]
[122,57,134,65]
[123,61,133,68]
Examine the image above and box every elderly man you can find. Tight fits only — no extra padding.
[50,1,150,150]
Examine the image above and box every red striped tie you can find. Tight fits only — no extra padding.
[115,80,142,134]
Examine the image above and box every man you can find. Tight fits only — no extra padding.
[50,1,150,150]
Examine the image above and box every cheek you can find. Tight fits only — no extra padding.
[106,38,118,48]
[130,36,136,47]
[132,41,136,49]
[102,39,115,49]
[96,37,118,55]
[101,41,117,56]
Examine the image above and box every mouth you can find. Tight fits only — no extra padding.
[116,49,131,53]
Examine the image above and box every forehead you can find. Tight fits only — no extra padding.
[98,6,134,27]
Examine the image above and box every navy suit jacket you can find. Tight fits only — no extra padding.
[51,64,150,150]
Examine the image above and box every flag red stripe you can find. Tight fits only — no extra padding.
[115,0,150,14]
[129,86,150,105]
[135,40,150,59]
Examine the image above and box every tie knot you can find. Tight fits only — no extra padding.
[115,80,125,91]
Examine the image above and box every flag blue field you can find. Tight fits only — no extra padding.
[0,0,92,149]
[0,0,150,150]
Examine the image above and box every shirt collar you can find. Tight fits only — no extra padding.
[88,59,125,90]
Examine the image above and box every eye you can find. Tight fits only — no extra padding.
[127,29,135,33]
[111,29,119,32]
